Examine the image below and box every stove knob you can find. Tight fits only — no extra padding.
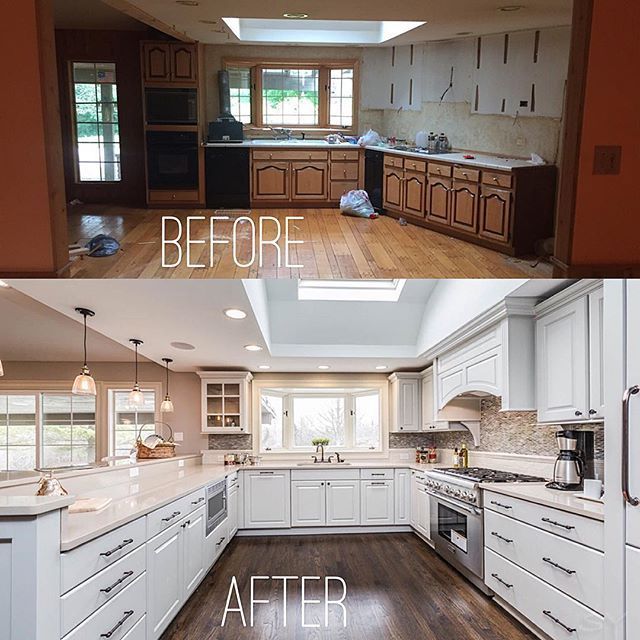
[453,489,462,497]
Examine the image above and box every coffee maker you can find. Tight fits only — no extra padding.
[546,429,595,491]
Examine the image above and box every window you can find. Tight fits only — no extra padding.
[223,60,358,130]
[258,386,382,453]
[109,389,157,457]
[71,61,121,182]
[0,395,36,471]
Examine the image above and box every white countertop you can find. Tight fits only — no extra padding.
[202,140,356,149]
[0,494,75,516]
[482,483,604,521]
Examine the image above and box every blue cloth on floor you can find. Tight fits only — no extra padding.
[86,234,121,257]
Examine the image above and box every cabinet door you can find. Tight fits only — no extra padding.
[450,180,479,233]
[228,486,239,537]
[410,474,420,529]
[244,471,291,528]
[252,161,290,200]
[626,280,640,548]
[418,487,431,540]
[291,162,328,200]
[326,480,360,526]
[403,171,426,217]
[170,44,197,83]
[426,178,452,225]
[361,481,394,525]
[395,377,421,431]
[146,524,183,639]
[394,470,411,524]
[627,546,640,639]
[536,297,589,423]
[588,287,605,420]
[182,507,205,599]
[479,187,512,243]
[383,167,403,210]
[421,369,435,428]
[142,43,171,82]
[291,481,326,526]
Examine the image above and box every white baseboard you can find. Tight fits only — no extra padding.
[236,525,413,536]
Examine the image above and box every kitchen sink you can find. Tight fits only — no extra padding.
[296,462,351,466]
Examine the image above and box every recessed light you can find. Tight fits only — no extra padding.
[170,341,195,350]
[283,12,309,18]
[375,365,388,370]
[224,308,247,320]
[176,1,199,5]
[244,344,263,352]
[258,365,271,370]
[317,365,330,370]
[498,5,524,11]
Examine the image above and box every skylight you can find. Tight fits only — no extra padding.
[298,280,407,302]
[221,19,425,44]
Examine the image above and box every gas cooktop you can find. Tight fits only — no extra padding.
[436,467,546,483]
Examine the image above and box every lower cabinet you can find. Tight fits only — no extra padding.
[204,517,229,571]
[326,480,360,526]
[478,186,512,243]
[182,508,205,600]
[291,480,327,526]
[361,480,394,525]
[410,472,431,540]
[394,469,411,525]
[291,479,361,527]
[243,470,291,529]
[227,484,239,538]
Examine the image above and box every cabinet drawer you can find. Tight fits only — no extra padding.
[360,468,395,480]
[484,491,603,551]
[291,468,360,481]
[226,471,239,489]
[148,189,199,203]
[121,614,145,640]
[63,573,146,640]
[146,488,205,539]
[205,516,229,569]
[330,149,360,161]
[485,510,604,613]
[485,549,603,640]
[61,517,146,593]
[330,162,359,181]
[252,150,328,161]
[428,163,453,177]
[384,155,404,168]
[330,181,359,200]
[61,545,146,636]
[404,158,427,173]
[482,171,513,189]
[453,167,480,182]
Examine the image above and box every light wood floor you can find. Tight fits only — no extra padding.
[161,533,536,640]
[67,205,553,279]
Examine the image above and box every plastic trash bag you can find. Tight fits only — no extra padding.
[340,190,378,219]
[85,234,121,257]
[357,129,382,147]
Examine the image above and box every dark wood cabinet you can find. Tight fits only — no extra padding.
[450,180,479,233]
[142,43,198,85]
[426,178,451,226]
[383,167,404,210]
[142,43,171,82]
[479,186,512,243]
[403,172,427,217]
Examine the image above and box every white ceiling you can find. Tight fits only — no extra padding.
[122,0,573,45]
[3,279,568,374]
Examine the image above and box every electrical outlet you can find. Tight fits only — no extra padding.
[174,431,184,442]
[129,467,139,478]
[178,459,185,468]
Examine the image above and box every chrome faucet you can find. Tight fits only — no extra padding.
[268,127,294,140]
[315,442,326,463]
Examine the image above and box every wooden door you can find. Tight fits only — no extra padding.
[171,44,197,83]
[291,162,328,200]
[403,171,426,217]
[426,177,452,225]
[326,480,360,526]
[383,167,403,210]
[291,481,326,526]
[450,180,479,233]
[182,507,205,599]
[142,43,171,83]
[251,161,290,200]
[479,187,512,243]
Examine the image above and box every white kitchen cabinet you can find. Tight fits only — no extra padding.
[244,470,291,529]
[626,545,640,639]
[205,517,229,570]
[410,471,430,540]
[389,373,421,432]
[292,480,326,527]
[361,480,394,525]
[326,480,360,526]
[394,469,411,525]
[228,485,239,538]
[182,506,205,600]
[588,287,605,420]
[198,371,253,434]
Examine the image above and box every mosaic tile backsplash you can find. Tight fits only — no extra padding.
[208,434,252,450]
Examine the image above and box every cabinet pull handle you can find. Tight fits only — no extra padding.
[542,610,576,633]
[100,571,134,593]
[622,385,640,505]
[100,538,133,557]
[371,481,386,485]
[542,557,576,575]
[490,573,513,589]
[191,497,205,505]
[541,517,575,530]
[371,473,385,476]
[490,531,513,543]
[490,500,512,510]
[259,471,274,475]
[162,511,181,522]
[216,536,226,547]
[181,520,191,529]
[100,610,134,638]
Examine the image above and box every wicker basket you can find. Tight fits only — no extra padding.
[136,422,177,460]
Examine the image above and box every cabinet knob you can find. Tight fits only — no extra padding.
[493,176,499,182]
[575,410,583,417]
[269,153,273,159]
[343,153,347,159]
[589,409,597,415]
[343,170,347,178]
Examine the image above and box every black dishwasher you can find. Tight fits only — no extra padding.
[364,149,384,213]
[205,146,250,209]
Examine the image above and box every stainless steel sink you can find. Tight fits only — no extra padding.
[296,462,351,466]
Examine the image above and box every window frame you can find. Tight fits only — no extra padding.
[222,57,359,132]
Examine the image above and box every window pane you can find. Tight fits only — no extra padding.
[262,68,319,126]
[292,397,345,447]
[355,394,380,448]
[261,394,283,450]
[228,67,252,123]
[329,68,354,127]
[112,390,156,457]
[0,395,36,471]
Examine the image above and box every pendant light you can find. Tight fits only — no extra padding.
[0,359,4,377]
[160,357,175,413]
[128,339,145,407]
[72,307,97,396]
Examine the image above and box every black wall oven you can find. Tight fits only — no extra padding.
[145,88,197,125]
[146,131,198,190]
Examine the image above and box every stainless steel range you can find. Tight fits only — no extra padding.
[425,467,546,594]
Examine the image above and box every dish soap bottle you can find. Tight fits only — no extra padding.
[460,443,469,469]
[453,448,460,468]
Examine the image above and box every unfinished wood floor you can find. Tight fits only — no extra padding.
[67,205,553,279]
[160,533,536,640]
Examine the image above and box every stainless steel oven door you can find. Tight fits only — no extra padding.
[428,491,485,586]
[206,480,227,536]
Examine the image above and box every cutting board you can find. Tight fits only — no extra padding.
[68,497,113,513]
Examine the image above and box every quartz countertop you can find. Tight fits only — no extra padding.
[0,494,75,516]
[482,483,604,521]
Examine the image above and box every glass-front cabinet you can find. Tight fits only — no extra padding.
[198,372,253,434]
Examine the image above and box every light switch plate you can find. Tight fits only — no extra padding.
[178,459,185,468]
[129,467,139,478]
[174,432,184,442]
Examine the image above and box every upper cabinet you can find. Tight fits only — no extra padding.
[142,42,198,85]
[535,280,604,424]
[389,373,421,432]
[198,372,253,434]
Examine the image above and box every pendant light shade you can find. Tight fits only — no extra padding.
[160,357,174,413]
[128,339,145,407]
[72,308,97,396]
[0,359,4,377]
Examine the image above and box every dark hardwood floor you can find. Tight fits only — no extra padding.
[161,533,536,640]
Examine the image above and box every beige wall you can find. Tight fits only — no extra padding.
[1,361,206,454]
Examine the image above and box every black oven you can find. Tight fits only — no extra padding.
[145,88,197,125]
[146,131,199,190]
